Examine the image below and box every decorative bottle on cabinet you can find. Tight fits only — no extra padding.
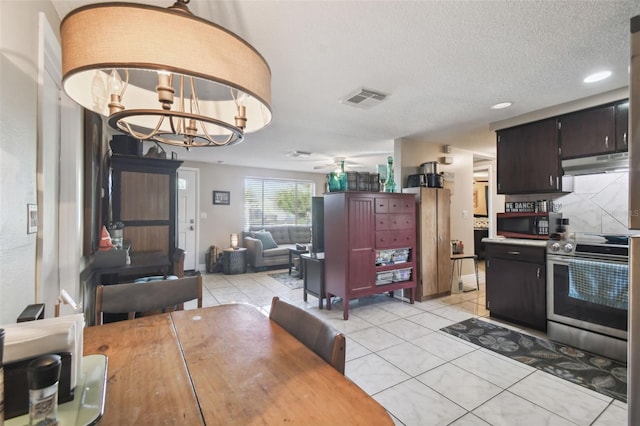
[385,156,396,193]
[339,159,347,191]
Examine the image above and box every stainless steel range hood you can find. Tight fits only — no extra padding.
[561,152,629,176]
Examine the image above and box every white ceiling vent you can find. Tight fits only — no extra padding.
[340,88,389,109]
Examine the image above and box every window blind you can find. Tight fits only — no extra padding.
[244,177,314,229]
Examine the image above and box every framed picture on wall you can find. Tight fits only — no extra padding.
[213,190,230,205]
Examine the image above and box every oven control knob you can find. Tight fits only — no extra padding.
[563,243,573,253]
[550,242,560,252]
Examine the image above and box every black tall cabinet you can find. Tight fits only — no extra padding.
[107,154,183,259]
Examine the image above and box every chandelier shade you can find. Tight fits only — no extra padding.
[60,1,272,148]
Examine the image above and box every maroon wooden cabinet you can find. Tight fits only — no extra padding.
[324,192,416,319]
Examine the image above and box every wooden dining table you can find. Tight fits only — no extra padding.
[84,303,393,425]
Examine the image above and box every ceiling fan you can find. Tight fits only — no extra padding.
[312,157,365,171]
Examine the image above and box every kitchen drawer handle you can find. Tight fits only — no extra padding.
[605,135,609,148]
[507,251,520,255]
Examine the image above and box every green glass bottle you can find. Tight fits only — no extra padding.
[385,156,396,193]
[339,159,347,191]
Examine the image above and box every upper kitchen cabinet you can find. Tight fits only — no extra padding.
[615,101,629,152]
[497,118,562,194]
[559,100,628,159]
[559,104,616,158]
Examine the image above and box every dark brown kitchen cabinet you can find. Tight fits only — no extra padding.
[497,118,562,194]
[324,192,416,319]
[615,101,629,151]
[109,154,182,260]
[485,243,546,331]
[559,104,616,158]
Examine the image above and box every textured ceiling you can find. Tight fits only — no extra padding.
[51,0,640,173]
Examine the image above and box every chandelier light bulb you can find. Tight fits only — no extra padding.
[157,71,175,110]
[108,69,125,114]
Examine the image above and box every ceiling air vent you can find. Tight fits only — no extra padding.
[288,150,312,158]
[340,88,389,109]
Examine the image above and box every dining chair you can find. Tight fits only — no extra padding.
[172,248,186,278]
[95,274,203,325]
[269,296,346,374]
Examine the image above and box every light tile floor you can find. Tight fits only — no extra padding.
[186,265,628,426]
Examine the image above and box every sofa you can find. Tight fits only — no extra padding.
[243,225,311,270]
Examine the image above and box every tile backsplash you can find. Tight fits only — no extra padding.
[506,172,630,236]
[474,217,489,229]
[555,172,630,235]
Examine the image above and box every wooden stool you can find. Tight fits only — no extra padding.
[450,254,480,292]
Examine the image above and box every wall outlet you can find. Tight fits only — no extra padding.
[462,210,469,220]
[200,212,207,219]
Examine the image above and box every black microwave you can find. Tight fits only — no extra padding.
[497,212,562,239]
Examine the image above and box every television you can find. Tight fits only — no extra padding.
[311,197,324,254]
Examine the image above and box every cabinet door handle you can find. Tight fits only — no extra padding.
[624,132,628,146]
[605,135,609,148]
[507,251,520,255]
[537,267,540,278]
[549,175,553,187]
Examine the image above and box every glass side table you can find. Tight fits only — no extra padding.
[223,248,247,274]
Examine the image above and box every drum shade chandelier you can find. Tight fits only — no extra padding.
[60,0,272,148]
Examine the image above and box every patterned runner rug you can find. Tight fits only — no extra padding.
[441,317,627,402]
[268,272,303,290]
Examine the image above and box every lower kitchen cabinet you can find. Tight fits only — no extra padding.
[485,242,547,331]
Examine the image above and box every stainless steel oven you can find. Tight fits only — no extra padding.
[546,237,629,361]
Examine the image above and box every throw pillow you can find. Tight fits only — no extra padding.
[255,230,278,250]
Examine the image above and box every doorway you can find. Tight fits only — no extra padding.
[473,158,502,263]
[177,167,199,271]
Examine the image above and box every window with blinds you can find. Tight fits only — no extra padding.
[244,177,314,229]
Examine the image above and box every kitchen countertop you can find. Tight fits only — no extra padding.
[481,237,548,248]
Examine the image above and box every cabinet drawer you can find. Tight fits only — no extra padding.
[375,196,414,213]
[375,214,415,230]
[375,198,389,213]
[376,230,415,249]
[485,243,545,263]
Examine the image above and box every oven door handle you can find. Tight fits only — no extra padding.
[507,250,520,255]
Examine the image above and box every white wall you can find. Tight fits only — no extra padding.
[397,138,477,275]
[0,0,63,324]
[181,160,327,267]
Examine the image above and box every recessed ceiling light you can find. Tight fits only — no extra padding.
[584,70,612,83]
[491,102,513,110]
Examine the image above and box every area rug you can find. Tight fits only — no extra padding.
[268,272,303,290]
[441,317,627,402]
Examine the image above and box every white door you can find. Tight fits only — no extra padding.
[37,14,62,316]
[177,168,198,271]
